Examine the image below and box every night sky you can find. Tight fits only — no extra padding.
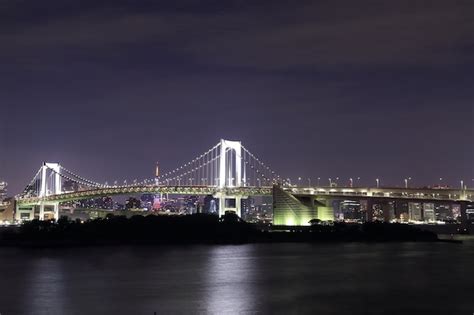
[1,0,473,194]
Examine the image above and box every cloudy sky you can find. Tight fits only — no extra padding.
[1,0,473,193]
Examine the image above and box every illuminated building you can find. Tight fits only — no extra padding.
[371,204,384,221]
[435,204,454,221]
[273,186,333,226]
[0,181,6,201]
[203,195,218,214]
[466,204,474,220]
[423,203,435,222]
[125,197,141,209]
[336,200,361,222]
[395,202,409,222]
[409,202,423,221]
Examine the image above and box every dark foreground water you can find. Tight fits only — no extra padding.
[0,242,473,315]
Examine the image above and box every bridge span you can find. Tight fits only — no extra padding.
[11,139,474,225]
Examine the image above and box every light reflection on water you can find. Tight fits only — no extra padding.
[204,246,257,313]
[0,242,473,314]
[24,257,65,315]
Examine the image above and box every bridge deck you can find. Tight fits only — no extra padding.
[16,185,473,205]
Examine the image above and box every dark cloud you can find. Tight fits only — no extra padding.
[2,0,473,68]
[1,0,473,193]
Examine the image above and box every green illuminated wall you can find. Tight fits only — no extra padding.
[317,206,334,221]
[272,186,334,226]
[273,186,316,226]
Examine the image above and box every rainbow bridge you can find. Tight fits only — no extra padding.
[14,139,474,225]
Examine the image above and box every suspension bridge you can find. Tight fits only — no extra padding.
[13,139,474,224]
[15,139,280,221]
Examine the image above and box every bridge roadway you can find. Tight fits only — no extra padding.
[288,186,473,202]
[16,185,273,205]
[16,185,473,206]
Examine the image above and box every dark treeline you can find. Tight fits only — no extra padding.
[0,213,440,246]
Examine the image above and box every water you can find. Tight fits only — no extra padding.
[0,242,473,314]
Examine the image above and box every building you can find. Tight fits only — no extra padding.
[409,202,423,221]
[423,203,435,222]
[273,186,333,226]
[1,181,13,222]
[125,197,141,209]
[395,202,409,222]
[435,204,454,221]
[336,200,361,222]
[203,195,218,214]
[0,181,7,201]
[0,198,15,223]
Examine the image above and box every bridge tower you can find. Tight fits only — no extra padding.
[15,162,62,221]
[218,139,243,188]
[216,139,247,217]
[40,163,61,220]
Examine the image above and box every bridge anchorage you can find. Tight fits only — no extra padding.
[15,139,281,221]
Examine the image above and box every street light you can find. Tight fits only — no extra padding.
[349,178,353,187]
[298,177,302,187]
[376,178,379,188]
[404,177,412,188]
[307,178,311,188]
[329,178,332,186]
[317,177,321,187]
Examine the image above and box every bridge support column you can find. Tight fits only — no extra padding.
[53,202,59,221]
[215,192,244,217]
[39,203,45,221]
[218,196,242,217]
[36,201,60,221]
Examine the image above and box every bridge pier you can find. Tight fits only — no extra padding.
[219,196,243,217]
[39,203,45,221]
[215,192,244,217]
[15,203,35,222]
[42,202,60,221]
[15,202,60,222]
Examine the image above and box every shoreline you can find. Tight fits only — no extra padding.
[0,213,463,248]
[0,231,462,248]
